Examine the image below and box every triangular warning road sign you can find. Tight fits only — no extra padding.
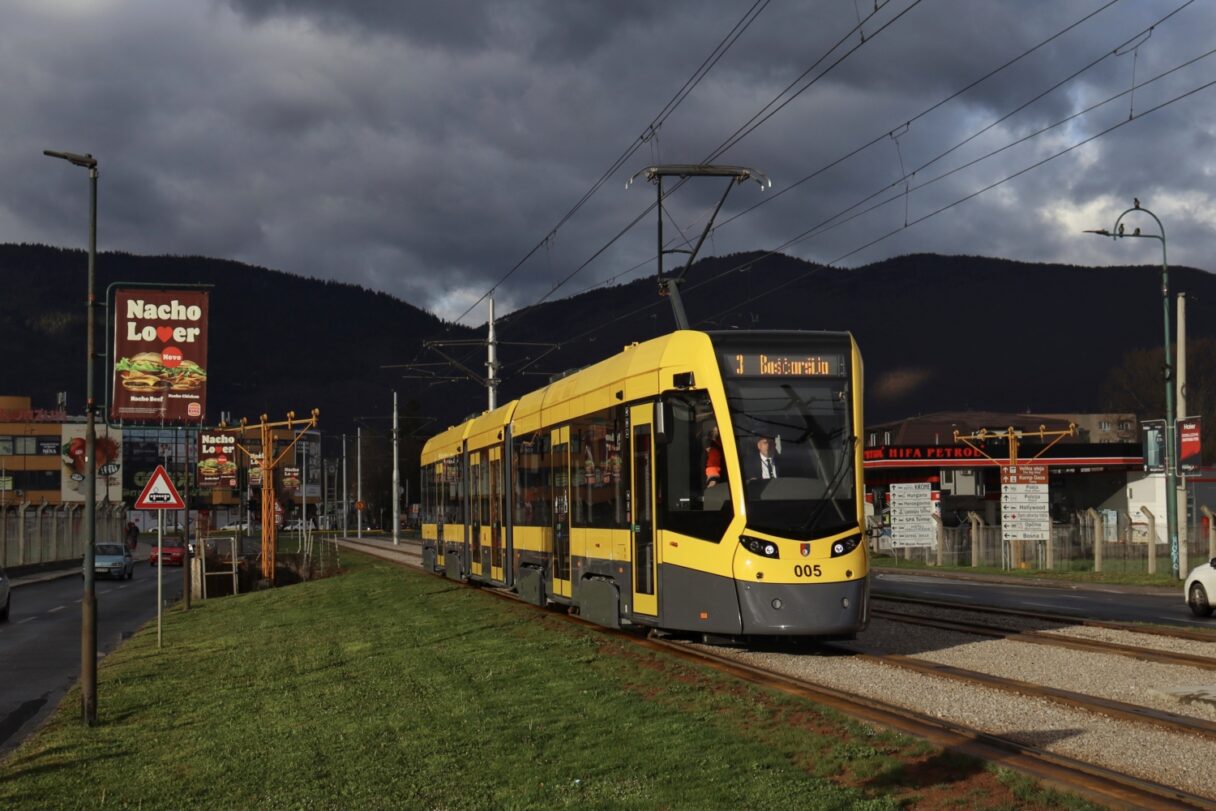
[134,464,185,510]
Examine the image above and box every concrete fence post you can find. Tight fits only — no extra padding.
[968,511,983,568]
[16,500,30,566]
[65,504,80,559]
[1087,508,1103,573]
[933,513,944,567]
[1142,505,1157,576]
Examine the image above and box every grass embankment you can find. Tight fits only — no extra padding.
[872,555,1185,588]
[0,553,1093,810]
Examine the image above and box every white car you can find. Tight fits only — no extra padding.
[1185,557,1216,618]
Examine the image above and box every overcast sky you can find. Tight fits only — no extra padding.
[3,0,1214,325]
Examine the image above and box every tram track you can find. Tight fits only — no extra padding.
[870,607,1216,671]
[338,537,1216,809]
[873,592,1216,642]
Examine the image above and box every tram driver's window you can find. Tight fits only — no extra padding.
[658,393,732,542]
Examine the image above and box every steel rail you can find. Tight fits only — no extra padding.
[872,608,1216,671]
[873,592,1216,642]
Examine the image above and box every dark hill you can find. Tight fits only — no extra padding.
[2,244,1206,434]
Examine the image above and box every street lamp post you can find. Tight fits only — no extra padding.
[1086,200,1179,579]
[44,148,100,724]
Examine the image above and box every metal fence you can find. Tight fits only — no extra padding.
[874,510,1216,577]
[0,502,125,569]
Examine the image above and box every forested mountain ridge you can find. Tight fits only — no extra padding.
[3,243,1211,436]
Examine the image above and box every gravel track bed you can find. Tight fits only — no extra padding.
[693,638,1216,800]
[844,619,1216,724]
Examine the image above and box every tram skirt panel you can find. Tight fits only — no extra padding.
[658,565,743,635]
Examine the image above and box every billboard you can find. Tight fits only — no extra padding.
[61,424,123,502]
[199,431,238,488]
[1141,420,1166,474]
[1178,417,1202,474]
[112,289,209,422]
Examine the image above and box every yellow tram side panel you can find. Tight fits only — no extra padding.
[727,334,869,586]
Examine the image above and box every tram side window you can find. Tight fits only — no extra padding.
[570,407,628,530]
[658,393,732,541]
[444,455,464,524]
[421,465,432,524]
[513,432,551,526]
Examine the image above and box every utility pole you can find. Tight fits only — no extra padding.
[1178,293,1189,559]
[357,425,363,540]
[182,427,191,610]
[43,147,99,725]
[341,434,348,537]
[392,391,400,546]
[487,299,498,410]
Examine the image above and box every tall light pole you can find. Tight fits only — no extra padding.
[44,148,99,724]
[392,391,399,546]
[1086,200,1179,578]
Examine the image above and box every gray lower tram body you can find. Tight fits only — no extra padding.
[422,540,868,638]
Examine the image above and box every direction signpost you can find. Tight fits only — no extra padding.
[1001,464,1050,567]
[890,482,937,549]
[134,464,185,648]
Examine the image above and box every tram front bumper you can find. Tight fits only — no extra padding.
[736,576,869,636]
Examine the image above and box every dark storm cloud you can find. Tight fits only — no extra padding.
[2,0,1213,324]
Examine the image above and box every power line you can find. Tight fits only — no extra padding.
[447,0,771,328]
[574,0,1128,297]
[532,0,924,310]
[507,48,1216,377]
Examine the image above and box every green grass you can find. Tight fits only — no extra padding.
[0,553,1095,810]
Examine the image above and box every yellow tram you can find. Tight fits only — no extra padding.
[420,329,868,637]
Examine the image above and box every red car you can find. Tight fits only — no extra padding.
[149,539,187,567]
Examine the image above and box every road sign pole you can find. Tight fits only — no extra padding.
[157,509,163,649]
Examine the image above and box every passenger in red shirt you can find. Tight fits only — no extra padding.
[705,426,725,488]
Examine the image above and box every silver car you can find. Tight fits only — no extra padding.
[90,543,135,580]
[0,567,10,622]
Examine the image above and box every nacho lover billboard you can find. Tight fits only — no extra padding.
[112,289,209,422]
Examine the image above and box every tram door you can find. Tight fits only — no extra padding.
[489,446,504,583]
[629,405,658,617]
[469,451,483,577]
[551,427,572,598]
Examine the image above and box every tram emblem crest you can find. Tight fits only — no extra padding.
[799,543,810,557]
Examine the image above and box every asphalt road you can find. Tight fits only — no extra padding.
[0,564,183,757]
[870,570,1212,628]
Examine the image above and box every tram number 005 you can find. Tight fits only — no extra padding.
[793,564,823,578]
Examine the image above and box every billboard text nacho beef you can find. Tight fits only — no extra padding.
[112,289,209,422]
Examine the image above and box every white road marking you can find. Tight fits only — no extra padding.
[18,617,35,624]
[48,605,64,613]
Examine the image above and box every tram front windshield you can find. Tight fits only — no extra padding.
[724,377,855,540]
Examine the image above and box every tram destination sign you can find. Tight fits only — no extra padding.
[721,351,846,378]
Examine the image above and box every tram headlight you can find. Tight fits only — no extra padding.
[740,535,779,559]
[830,533,862,558]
